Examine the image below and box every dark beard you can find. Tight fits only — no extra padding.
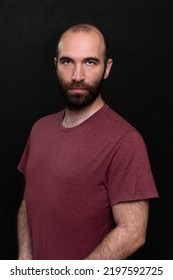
[57,74,104,110]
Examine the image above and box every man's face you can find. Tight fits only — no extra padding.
[55,29,112,110]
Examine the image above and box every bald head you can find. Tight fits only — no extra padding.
[56,24,110,62]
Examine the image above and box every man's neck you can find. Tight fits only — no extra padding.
[62,96,104,128]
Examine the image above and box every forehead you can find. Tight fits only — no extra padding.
[58,30,105,59]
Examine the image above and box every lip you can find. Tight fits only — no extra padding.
[69,88,87,92]
[70,88,86,90]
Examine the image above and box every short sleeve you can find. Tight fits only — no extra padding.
[17,136,30,180]
[107,130,158,206]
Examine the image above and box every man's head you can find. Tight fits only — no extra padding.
[56,24,110,63]
[54,23,113,110]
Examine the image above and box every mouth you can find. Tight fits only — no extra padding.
[69,88,87,92]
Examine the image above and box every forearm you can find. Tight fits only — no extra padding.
[17,199,33,259]
[85,201,148,260]
[85,225,145,260]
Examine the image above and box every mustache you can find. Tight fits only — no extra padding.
[68,81,89,90]
[57,74,103,93]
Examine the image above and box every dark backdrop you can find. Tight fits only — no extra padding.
[0,0,172,259]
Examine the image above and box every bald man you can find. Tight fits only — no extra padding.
[17,23,158,260]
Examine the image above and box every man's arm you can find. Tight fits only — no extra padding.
[85,200,149,260]
[17,196,33,260]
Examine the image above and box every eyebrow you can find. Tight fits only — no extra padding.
[58,56,100,63]
[58,56,72,62]
[83,57,100,63]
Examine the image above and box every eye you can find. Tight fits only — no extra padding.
[60,58,73,65]
[63,59,72,65]
[85,60,96,66]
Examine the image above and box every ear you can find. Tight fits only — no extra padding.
[104,58,113,79]
[54,57,57,66]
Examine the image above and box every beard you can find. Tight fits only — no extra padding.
[57,73,105,110]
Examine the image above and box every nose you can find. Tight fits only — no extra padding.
[72,64,85,82]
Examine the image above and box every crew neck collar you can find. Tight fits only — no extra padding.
[59,103,108,132]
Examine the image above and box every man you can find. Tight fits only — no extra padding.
[17,23,158,260]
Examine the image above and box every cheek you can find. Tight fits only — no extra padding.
[57,67,73,81]
[85,68,105,81]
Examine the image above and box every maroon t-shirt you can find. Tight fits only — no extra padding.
[18,104,158,259]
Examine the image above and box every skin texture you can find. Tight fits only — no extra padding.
[18,197,33,259]
[85,200,149,259]
[18,25,149,259]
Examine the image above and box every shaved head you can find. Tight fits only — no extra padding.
[56,23,110,62]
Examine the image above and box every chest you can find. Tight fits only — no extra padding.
[27,128,116,186]
[25,129,115,219]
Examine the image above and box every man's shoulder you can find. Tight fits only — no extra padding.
[99,105,146,153]
[100,104,135,134]
[31,110,64,132]
[36,110,63,123]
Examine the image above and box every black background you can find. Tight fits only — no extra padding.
[0,0,172,259]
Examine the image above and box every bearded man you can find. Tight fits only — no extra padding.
[17,23,158,260]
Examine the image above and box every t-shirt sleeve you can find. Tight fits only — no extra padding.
[107,130,158,206]
[17,136,30,180]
